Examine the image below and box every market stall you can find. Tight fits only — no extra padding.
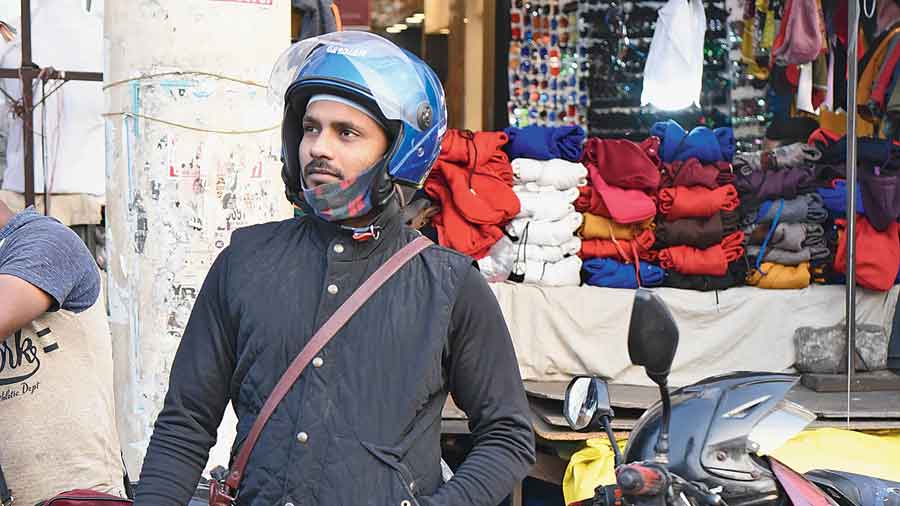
[423,0,900,504]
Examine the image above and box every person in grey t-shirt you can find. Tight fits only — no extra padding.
[0,200,99,345]
[0,200,126,506]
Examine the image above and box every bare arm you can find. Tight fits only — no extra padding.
[0,273,53,338]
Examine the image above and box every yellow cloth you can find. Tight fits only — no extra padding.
[739,0,773,79]
[759,0,776,49]
[580,214,652,240]
[770,429,900,481]
[563,437,629,505]
[747,262,811,289]
[564,429,900,506]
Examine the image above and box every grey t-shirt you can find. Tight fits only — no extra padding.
[0,207,99,312]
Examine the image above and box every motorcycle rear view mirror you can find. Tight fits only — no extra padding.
[628,288,679,387]
[564,376,624,467]
[627,288,679,463]
[564,376,613,431]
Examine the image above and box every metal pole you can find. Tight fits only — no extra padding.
[20,0,35,209]
[845,0,860,426]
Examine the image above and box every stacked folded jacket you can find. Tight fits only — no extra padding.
[646,120,745,290]
[811,136,900,291]
[735,142,829,289]
[479,128,587,287]
[425,129,520,259]
[651,162,744,292]
[576,137,665,288]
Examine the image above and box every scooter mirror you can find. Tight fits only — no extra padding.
[564,376,613,431]
[628,288,679,387]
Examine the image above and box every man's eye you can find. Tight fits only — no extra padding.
[341,129,359,137]
[303,125,318,134]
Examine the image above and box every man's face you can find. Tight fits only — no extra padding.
[299,100,390,188]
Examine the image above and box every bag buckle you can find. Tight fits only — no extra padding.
[1,495,14,506]
[208,467,237,506]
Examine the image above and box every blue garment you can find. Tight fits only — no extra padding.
[816,180,866,217]
[582,258,666,289]
[503,125,585,161]
[0,206,100,313]
[650,120,736,164]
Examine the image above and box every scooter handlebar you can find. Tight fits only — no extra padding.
[617,463,667,497]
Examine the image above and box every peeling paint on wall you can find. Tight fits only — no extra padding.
[104,0,291,474]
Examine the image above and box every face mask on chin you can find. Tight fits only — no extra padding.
[300,163,382,222]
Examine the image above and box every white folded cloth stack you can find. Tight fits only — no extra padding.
[477,158,587,286]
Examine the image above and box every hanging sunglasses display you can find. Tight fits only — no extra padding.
[508,0,589,129]
[507,0,740,139]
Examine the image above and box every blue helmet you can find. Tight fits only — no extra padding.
[270,31,448,210]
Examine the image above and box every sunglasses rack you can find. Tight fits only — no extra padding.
[506,0,754,142]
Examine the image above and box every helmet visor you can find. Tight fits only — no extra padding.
[268,31,434,132]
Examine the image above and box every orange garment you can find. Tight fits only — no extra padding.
[858,26,900,111]
[658,185,740,220]
[747,262,811,289]
[578,228,658,263]
[856,25,900,137]
[658,231,745,276]
[579,214,653,240]
[834,216,900,292]
[425,130,521,259]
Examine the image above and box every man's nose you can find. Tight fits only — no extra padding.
[308,130,336,159]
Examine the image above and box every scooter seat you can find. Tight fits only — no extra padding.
[804,469,900,506]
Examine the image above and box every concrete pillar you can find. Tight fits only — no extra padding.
[104,0,291,475]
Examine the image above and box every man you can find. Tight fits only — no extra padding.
[0,201,126,505]
[135,32,535,506]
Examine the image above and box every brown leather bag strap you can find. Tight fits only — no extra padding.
[223,235,432,491]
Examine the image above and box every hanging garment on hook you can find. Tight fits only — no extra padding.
[640,0,707,110]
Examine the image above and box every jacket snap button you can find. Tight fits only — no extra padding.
[312,357,324,368]
[401,501,411,506]
[333,243,345,254]
[296,432,309,444]
[285,503,295,506]
[327,284,338,295]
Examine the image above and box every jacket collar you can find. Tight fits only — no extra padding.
[306,199,407,260]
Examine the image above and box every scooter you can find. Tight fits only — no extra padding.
[564,288,900,506]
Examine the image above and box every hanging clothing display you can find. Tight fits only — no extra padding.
[641,0,707,110]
